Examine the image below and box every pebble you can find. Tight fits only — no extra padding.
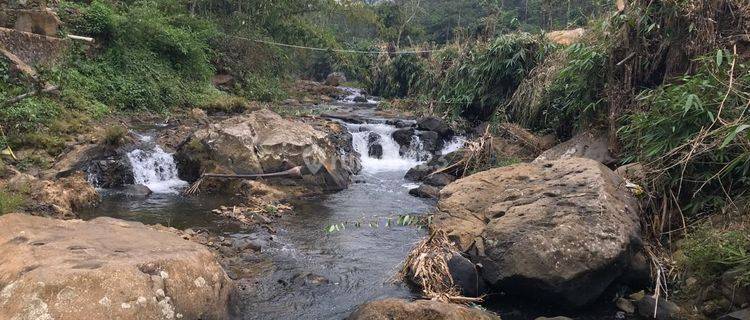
[616,297,636,313]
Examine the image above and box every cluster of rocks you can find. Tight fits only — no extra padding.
[406,151,463,199]
[681,267,750,319]
[282,80,347,106]
[391,116,455,158]
[404,122,561,200]
[388,128,685,319]
[180,227,275,281]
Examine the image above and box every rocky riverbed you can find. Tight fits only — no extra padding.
[0,82,691,320]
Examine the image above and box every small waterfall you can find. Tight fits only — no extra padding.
[347,123,428,172]
[126,135,187,194]
[440,136,467,155]
[337,86,378,104]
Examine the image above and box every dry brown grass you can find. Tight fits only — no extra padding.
[507,51,568,128]
[400,230,483,304]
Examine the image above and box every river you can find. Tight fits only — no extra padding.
[80,88,460,319]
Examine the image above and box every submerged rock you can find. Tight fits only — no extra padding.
[386,119,414,128]
[417,130,442,153]
[405,164,434,181]
[0,213,233,320]
[85,157,135,188]
[367,132,384,159]
[404,151,465,182]
[175,109,360,193]
[348,298,500,320]
[433,157,642,307]
[118,184,153,198]
[423,173,455,187]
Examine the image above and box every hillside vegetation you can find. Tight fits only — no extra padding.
[2,0,749,315]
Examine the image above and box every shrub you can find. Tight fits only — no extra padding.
[680,224,750,286]
[620,51,750,217]
[59,0,120,41]
[0,98,61,132]
[0,188,25,215]
[540,42,608,138]
[102,125,127,147]
[197,91,252,114]
[369,53,427,99]
[369,33,553,122]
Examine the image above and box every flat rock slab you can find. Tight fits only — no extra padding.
[0,213,232,320]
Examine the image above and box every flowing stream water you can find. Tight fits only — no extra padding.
[80,89,465,319]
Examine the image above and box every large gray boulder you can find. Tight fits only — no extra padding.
[433,157,642,307]
[0,213,233,320]
[176,109,360,192]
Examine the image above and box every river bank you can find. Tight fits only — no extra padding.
[2,80,746,320]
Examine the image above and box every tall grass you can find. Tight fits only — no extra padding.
[620,51,750,220]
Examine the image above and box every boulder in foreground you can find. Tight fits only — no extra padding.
[348,298,500,320]
[433,157,641,307]
[0,213,233,320]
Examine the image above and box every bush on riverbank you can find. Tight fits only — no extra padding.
[680,221,750,288]
[369,33,553,121]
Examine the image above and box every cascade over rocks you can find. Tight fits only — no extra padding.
[416,130,442,153]
[0,213,233,320]
[175,109,360,192]
[432,157,642,307]
[367,132,383,159]
[348,299,500,320]
[392,128,415,147]
[86,157,135,188]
